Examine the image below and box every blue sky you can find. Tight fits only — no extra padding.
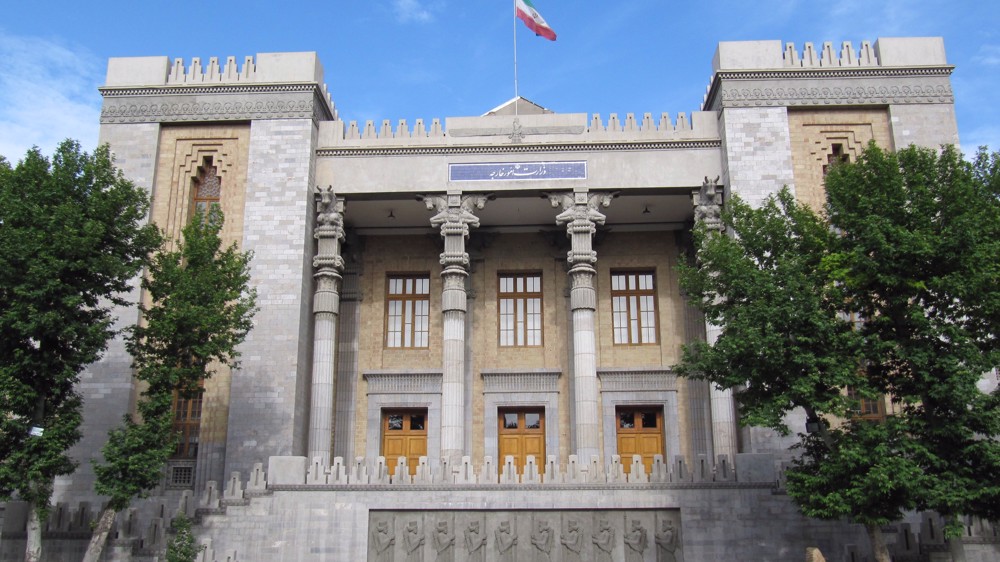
[1,0,998,161]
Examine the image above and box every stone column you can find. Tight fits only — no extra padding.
[307,186,345,465]
[692,176,738,459]
[422,191,492,464]
[549,188,616,462]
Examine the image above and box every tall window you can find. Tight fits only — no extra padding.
[386,274,430,348]
[498,273,542,347]
[172,389,203,459]
[611,270,658,345]
[191,156,221,214]
[169,157,220,467]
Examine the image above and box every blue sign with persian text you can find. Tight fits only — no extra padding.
[449,161,587,182]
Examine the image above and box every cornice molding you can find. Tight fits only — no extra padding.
[597,367,676,392]
[316,139,721,158]
[99,82,321,97]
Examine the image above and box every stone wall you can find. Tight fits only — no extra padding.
[5,453,999,562]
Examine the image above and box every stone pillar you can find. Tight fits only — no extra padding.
[307,186,345,465]
[549,188,616,462]
[692,176,738,459]
[422,191,492,464]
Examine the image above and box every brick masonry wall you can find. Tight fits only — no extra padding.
[720,107,796,207]
[224,118,317,479]
[889,103,960,152]
[787,108,893,211]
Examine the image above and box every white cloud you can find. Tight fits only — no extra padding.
[961,125,999,155]
[972,45,1000,67]
[0,31,102,162]
[393,0,434,24]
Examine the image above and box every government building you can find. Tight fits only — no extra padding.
[3,37,998,561]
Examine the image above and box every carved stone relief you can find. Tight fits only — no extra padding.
[370,510,682,562]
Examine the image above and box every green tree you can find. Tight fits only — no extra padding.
[84,206,257,562]
[677,187,904,559]
[0,142,162,562]
[164,514,205,562]
[679,144,1000,562]
[816,144,1000,560]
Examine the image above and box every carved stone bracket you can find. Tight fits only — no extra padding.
[692,176,723,234]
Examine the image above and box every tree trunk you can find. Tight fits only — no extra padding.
[865,522,891,562]
[81,508,117,562]
[24,504,42,562]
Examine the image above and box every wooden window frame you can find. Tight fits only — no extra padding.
[171,388,203,459]
[610,270,659,345]
[847,387,886,422]
[385,273,431,348]
[497,272,543,347]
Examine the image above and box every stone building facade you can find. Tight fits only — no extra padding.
[3,37,998,561]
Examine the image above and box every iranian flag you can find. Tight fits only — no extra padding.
[515,0,557,41]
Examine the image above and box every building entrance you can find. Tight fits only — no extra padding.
[498,408,545,474]
[616,406,664,474]
[382,409,427,475]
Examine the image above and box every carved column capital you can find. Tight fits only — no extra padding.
[313,186,346,314]
[420,192,494,269]
[692,176,724,233]
[546,190,618,267]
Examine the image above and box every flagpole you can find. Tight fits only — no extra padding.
[513,0,519,116]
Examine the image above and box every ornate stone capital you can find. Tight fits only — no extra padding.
[420,192,493,269]
[315,185,346,240]
[313,186,346,314]
[692,176,723,233]
[546,190,618,266]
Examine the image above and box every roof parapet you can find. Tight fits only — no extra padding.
[320,111,718,147]
[712,37,948,72]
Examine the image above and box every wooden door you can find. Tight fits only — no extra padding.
[616,407,664,474]
[382,410,427,475]
[498,409,545,474]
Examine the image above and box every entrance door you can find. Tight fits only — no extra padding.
[382,409,427,476]
[616,407,664,474]
[498,408,545,474]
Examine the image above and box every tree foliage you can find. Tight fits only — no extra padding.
[679,143,1000,542]
[165,514,204,562]
[0,141,161,515]
[92,206,256,531]
[815,144,1000,529]
[677,187,867,431]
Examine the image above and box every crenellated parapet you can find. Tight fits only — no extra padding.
[100,53,337,125]
[703,37,954,111]
[261,453,769,487]
[316,111,720,153]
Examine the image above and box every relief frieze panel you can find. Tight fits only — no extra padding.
[707,75,954,110]
[100,90,326,124]
[369,510,683,562]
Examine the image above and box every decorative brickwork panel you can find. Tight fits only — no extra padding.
[787,108,893,211]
